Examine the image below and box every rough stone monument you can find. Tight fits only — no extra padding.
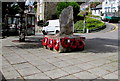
[59,6,74,36]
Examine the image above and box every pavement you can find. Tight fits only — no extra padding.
[1,23,119,81]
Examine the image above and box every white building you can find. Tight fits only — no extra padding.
[91,4,102,16]
[25,0,44,21]
[36,0,44,21]
[102,0,120,14]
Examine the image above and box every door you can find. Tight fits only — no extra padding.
[26,13,35,36]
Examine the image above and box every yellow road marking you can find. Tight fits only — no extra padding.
[108,23,118,32]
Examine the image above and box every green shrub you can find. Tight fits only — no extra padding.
[74,20,84,30]
[74,17,105,32]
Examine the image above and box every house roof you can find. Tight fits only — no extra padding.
[108,0,116,1]
[91,4,102,10]
[80,2,90,8]
[89,0,104,2]
[80,2,89,7]
[96,4,102,8]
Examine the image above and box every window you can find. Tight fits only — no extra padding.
[32,16,35,25]
[43,22,49,26]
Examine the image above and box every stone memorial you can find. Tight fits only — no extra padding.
[42,6,85,52]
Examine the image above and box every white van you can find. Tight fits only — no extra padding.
[42,19,60,35]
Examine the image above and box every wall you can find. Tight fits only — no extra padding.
[44,2,58,21]
[92,9,102,16]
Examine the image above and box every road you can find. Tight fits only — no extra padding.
[74,22,119,54]
[1,22,119,80]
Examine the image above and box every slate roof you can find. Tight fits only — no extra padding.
[96,4,102,8]
[89,0,105,2]
[80,2,90,7]
[91,4,102,10]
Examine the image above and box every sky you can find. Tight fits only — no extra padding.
[25,0,34,6]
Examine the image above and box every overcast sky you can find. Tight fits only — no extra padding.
[25,0,34,6]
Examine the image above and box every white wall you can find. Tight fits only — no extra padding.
[36,0,44,21]
[92,9,102,16]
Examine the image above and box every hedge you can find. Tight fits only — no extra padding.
[74,17,105,33]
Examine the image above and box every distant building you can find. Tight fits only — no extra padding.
[91,4,102,16]
[80,2,90,11]
[102,0,120,14]
[36,0,44,21]
[91,0,120,16]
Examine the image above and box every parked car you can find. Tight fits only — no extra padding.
[42,19,60,35]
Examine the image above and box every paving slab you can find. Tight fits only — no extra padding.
[52,60,72,68]
[61,65,83,74]
[2,64,15,72]
[17,67,41,77]
[76,62,95,70]
[23,72,50,79]
[56,55,75,61]
[107,62,118,67]
[2,59,10,67]
[54,79,82,81]
[59,74,78,79]
[88,67,111,77]
[99,64,118,73]
[6,57,27,65]
[23,55,41,61]
[113,70,118,75]
[44,68,69,79]
[45,57,63,63]
[103,72,118,79]
[6,79,26,81]
[91,79,108,81]
[2,69,21,79]
[73,71,98,79]
[65,58,84,65]
[87,59,111,67]
[36,63,57,72]
[29,59,50,66]
[12,62,35,70]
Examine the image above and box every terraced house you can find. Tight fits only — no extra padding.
[102,0,120,14]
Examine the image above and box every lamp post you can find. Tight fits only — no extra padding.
[83,12,86,33]
[83,14,86,33]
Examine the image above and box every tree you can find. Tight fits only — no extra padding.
[90,2,101,8]
[2,2,25,17]
[56,2,80,22]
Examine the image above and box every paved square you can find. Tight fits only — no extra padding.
[1,36,119,80]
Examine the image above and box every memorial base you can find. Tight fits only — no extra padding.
[42,35,85,53]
